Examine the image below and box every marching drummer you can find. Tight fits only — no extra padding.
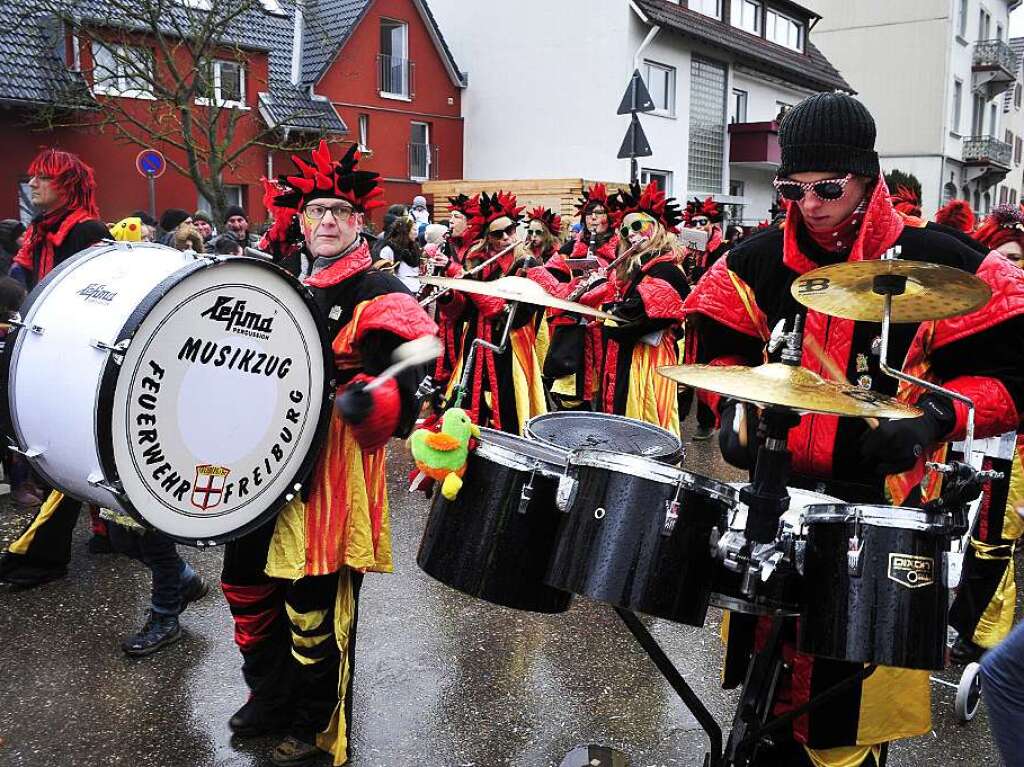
[683,92,1024,767]
[219,140,437,767]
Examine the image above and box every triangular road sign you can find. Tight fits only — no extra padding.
[617,69,656,115]
[617,114,653,159]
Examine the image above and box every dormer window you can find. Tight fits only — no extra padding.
[766,8,804,52]
[731,0,762,34]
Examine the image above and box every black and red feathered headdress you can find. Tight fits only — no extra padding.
[934,199,976,234]
[526,206,562,236]
[890,185,922,218]
[259,177,302,254]
[613,181,684,232]
[684,196,723,225]
[273,140,385,213]
[974,204,1024,250]
[448,193,480,218]
[473,190,524,231]
[575,183,611,219]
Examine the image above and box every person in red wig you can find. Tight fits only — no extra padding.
[934,199,976,234]
[10,148,109,289]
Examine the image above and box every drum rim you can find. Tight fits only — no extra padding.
[569,447,735,501]
[524,411,683,458]
[1,243,117,500]
[803,503,948,532]
[476,427,567,474]
[95,253,336,545]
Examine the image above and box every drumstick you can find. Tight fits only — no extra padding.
[364,336,443,392]
[803,334,879,430]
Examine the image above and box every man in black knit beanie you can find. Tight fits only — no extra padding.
[682,91,1024,767]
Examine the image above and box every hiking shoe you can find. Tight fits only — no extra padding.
[271,735,326,766]
[121,611,181,657]
[179,574,209,613]
[0,558,67,588]
[950,636,986,665]
[229,698,291,737]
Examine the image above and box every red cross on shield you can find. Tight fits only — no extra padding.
[192,465,230,511]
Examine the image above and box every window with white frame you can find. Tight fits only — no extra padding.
[358,114,370,152]
[410,121,431,180]
[643,61,676,116]
[18,181,33,224]
[197,59,246,107]
[1000,185,1008,205]
[641,168,674,194]
[766,9,803,51]
[689,57,727,194]
[943,182,957,204]
[979,8,990,41]
[91,42,153,98]
[380,19,410,97]
[958,0,968,37]
[730,89,748,124]
[690,0,722,20]
[197,185,244,216]
[952,79,963,133]
[1016,84,1022,109]
[1016,136,1022,164]
[731,0,761,33]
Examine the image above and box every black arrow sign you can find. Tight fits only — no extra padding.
[617,69,656,115]
[617,114,653,159]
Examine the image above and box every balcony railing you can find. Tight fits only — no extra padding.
[963,134,1013,168]
[409,143,439,180]
[378,54,415,99]
[973,38,1017,74]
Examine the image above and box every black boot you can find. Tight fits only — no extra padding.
[229,697,292,737]
[0,555,67,588]
[121,611,181,657]
[180,574,209,613]
[950,636,986,664]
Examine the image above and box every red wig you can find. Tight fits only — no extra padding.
[890,185,921,218]
[934,199,975,233]
[28,148,99,218]
[973,204,1024,250]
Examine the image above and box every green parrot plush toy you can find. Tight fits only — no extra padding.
[409,408,480,500]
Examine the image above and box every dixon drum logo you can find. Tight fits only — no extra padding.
[192,464,230,511]
[887,553,935,588]
[201,295,275,339]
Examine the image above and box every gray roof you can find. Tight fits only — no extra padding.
[634,0,852,94]
[301,0,372,86]
[0,8,91,106]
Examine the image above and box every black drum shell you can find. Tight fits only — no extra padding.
[799,510,949,670]
[544,454,726,626]
[416,436,571,614]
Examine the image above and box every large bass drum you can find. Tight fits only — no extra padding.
[1,243,333,545]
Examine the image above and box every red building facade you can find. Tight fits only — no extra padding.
[0,0,464,227]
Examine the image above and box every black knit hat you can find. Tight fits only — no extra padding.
[159,208,190,232]
[777,92,879,179]
[224,205,247,221]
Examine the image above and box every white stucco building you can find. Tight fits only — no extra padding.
[807,0,1022,217]
[427,0,851,225]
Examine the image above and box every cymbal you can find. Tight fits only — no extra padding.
[658,363,922,419]
[791,259,991,323]
[420,275,616,320]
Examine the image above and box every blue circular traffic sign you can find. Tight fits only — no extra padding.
[136,149,166,179]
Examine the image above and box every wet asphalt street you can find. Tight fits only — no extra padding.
[0,420,1014,767]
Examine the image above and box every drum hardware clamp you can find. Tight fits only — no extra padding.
[662,480,686,535]
[517,471,536,515]
[847,511,864,576]
[87,473,123,496]
[90,338,130,359]
[7,443,43,458]
[7,318,44,335]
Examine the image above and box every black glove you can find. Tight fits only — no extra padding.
[336,381,373,425]
[719,398,759,470]
[859,394,956,476]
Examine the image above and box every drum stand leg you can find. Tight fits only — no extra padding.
[722,618,785,766]
[614,608,723,767]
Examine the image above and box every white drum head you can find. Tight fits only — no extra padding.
[105,258,330,544]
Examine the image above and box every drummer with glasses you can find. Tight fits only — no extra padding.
[682,92,1024,767]
[440,191,547,434]
[219,141,437,767]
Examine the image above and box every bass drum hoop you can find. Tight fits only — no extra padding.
[95,255,335,546]
[1,244,117,498]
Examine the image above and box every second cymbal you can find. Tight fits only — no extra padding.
[419,275,616,320]
[791,259,991,323]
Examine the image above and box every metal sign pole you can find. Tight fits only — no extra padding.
[147,172,156,220]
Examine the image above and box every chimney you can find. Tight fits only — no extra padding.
[290,0,305,86]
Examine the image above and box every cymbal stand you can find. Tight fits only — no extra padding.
[449,301,520,408]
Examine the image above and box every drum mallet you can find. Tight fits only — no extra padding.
[364,335,443,392]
